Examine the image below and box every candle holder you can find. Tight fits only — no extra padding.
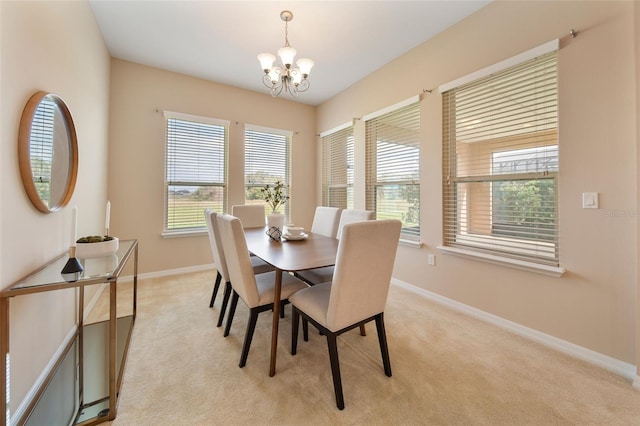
[61,246,84,282]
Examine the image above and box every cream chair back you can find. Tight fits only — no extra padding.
[231,205,266,228]
[326,219,401,331]
[310,206,342,237]
[336,209,374,239]
[216,214,261,308]
[205,209,230,282]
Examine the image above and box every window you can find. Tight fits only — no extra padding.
[164,111,228,234]
[244,125,291,217]
[321,124,354,209]
[441,45,559,267]
[365,98,421,241]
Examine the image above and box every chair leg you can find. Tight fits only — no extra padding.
[326,333,345,410]
[375,313,392,377]
[280,300,286,318]
[302,318,309,342]
[209,271,222,308]
[223,291,240,337]
[291,308,300,355]
[359,324,366,336]
[217,282,232,327]
[239,308,259,368]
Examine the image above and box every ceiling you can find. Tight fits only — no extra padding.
[89,0,491,106]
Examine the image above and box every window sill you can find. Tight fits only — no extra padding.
[399,238,422,248]
[161,229,208,238]
[436,245,566,277]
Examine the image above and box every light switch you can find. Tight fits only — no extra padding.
[582,192,599,209]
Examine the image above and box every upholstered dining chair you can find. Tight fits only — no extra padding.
[336,208,375,239]
[231,204,266,228]
[289,219,401,410]
[296,209,374,286]
[310,206,342,238]
[229,204,280,307]
[217,213,308,368]
[204,209,274,327]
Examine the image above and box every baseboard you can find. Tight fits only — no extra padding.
[391,278,638,383]
[117,263,215,283]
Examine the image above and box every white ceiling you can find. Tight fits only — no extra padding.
[89,0,491,106]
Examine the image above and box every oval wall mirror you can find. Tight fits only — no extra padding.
[18,91,79,213]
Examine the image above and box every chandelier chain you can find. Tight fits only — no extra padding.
[284,20,290,47]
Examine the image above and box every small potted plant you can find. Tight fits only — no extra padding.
[261,180,288,230]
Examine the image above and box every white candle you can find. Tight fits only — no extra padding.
[71,206,78,247]
[105,200,111,233]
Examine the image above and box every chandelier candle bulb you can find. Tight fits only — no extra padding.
[296,58,314,77]
[277,46,296,67]
[258,53,276,72]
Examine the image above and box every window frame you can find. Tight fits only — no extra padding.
[364,96,421,243]
[321,122,354,209]
[163,111,228,236]
[244,124,292,218]
[438,41,565,276]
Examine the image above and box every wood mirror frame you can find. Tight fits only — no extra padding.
[18,91,79,213]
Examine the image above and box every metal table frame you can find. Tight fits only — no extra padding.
[1,239,138,425]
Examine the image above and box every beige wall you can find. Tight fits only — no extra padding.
[318,0,638,364]
[108,60,317,274]
[1,0,110,414]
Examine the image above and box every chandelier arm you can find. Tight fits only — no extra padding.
[286,79,298,97]
[271,83,284,97]
[281,76,292,96]
[296,79,310,93]
[261,74,276,89]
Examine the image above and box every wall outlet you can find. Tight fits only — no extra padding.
[427,254,436,266]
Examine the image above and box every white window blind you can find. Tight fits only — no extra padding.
[442,50,559,266]
[322,125,354,209]
[244,125,291,216]
[164,112,228,233]
[365,101,421,240]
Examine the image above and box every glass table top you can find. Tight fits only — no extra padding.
[5,239,137,292]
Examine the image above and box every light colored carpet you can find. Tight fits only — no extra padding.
[98,270,640,425]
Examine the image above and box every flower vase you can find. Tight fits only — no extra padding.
[267,212,285,231]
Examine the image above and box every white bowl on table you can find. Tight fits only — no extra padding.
[283,226,307,241]
[76,237,119,259]
[285,226,305,236]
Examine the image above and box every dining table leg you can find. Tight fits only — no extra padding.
[269,268,283,377]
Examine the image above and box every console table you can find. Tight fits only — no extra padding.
[0,239,138,425]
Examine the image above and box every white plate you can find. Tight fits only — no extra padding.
[283,232,308,241]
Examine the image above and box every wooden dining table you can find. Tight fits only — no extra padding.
[243,227,339,376]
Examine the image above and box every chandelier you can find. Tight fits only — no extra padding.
[257,10,314,97]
